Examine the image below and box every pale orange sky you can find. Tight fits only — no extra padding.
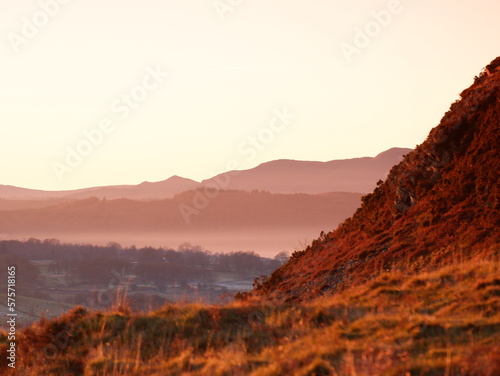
[1,0,499,190]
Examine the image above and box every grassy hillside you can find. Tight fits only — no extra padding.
[1,258,499,375]
[251,57,500,302]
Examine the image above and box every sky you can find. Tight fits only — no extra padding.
[1,0,499,191]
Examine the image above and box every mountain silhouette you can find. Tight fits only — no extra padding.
[0,190,363,254]
[202,147,411,194]
[0,176,199,201]
[0,148,409,203]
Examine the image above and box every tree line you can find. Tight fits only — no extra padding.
[0,239,289,288]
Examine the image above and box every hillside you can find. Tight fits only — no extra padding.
[251,57,500,302]
[202,148,411,194]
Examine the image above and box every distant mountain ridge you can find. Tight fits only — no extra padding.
[63,176,200,200]
[0,190,362,233]
[0,190,363,255]
[0,148,410,201]
[202,148,411,194]
[0,176,199,201]
[0,148,410,252]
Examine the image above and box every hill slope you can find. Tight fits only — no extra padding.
[252,57,500,302]
[1,259,499,375]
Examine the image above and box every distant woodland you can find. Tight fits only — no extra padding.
[0,239,287,312]
[0,190,362,232]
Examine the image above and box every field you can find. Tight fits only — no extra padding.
[0,263,256,329]
[0,294,74,327]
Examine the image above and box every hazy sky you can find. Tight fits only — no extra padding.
[1,0,499,190]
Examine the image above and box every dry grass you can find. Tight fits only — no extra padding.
[1,258,499,375]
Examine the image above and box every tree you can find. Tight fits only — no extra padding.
[138,247,162,263]
[107,241,123,250]
[274,251,290,266]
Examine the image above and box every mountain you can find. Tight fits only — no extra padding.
[0,190,362,254]
[0,198,72,211]
[0,147,410,253]
[0,176,199,201]
[0,190,361,233]
[202,147,411,194]
[0,148,409,203]
[251,57,500,302]
[0,185,64,200]
[62,176,200,200]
